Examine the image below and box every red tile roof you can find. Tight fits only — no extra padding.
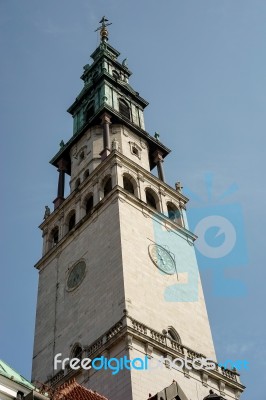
[53,379,109,400]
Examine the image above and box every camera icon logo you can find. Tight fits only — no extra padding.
[185,173,248,297]
[152,173,248,301]
[188,203,247,269]
[194,215,236,259]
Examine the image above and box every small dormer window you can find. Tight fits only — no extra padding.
[130,142,141,159]
[77,147,87,165]
[132,147,139,157]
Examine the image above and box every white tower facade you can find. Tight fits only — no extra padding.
[32,19,245,400]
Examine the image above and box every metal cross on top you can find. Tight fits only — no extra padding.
[95,16,112,42]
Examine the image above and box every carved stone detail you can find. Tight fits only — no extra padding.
[183,365,190,378]
[202,371,208,387]
[219,380,225,395]
[125,334,133,350]
[137,172,145,182]
[145,343,153,359]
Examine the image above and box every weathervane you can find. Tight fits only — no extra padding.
[95,16,112,42]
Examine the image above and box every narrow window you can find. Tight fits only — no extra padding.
[72,345,82,360]
[75,178,80,190]
[146,189,157,210]
[52,228,59,245]
[86,102,94,121]
[123,176,134,195]
[119,99,130,120]
[167,203,182,225]
[86,196,93,214]
[104,177,112,196]
[68,213,76,231]
[84,170,90,180]
[50,227,59,247]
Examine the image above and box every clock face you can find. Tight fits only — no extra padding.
[148,244,176,275]
[67,261,86,290]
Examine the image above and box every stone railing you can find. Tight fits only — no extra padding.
[46,314,238,387]
[129,316,238,383]
[131,319,147,335]
[106,321,124,341]
[86,338,103,357]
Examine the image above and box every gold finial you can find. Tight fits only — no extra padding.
[95,16,112,42]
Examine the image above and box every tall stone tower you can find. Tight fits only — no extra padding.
[32,18,244,400]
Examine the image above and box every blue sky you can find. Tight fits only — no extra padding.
[1,1,265,398]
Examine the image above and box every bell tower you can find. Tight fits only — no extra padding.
[32,17,245,400]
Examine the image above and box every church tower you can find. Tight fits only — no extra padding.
[32,18,245,400]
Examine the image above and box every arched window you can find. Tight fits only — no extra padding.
[146,189,158,210]
[68,212,76,231]
[86,101,94,121]
[16,391,24,400]
[50,227,59,247]
[167,327,181,343]
[79,151,85,161]
[72,344,82,360]
[123,175,135,195]
[103,177,112,197]
[167,202,182,225]
[86,195,93,215]
[119,99,130,120]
